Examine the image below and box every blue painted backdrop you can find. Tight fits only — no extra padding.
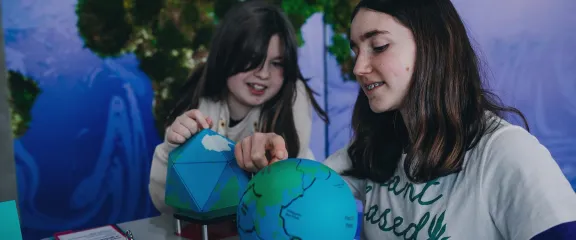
[3,0,161,238]
[3,0,575,239]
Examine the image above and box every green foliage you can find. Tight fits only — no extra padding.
[130,0,164,25]
[328,34,355,80]
[214,0,241,20]
[321,0,359,81]
[75,0,358,135]
[281,0,323,45]
[76,0,133,57]
[6,71,42,138]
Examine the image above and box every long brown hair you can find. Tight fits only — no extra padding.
[166,1,328,158]
[343,0,528,183]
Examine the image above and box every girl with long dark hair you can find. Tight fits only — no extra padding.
[234,0,576,239]
[149,0,328,214]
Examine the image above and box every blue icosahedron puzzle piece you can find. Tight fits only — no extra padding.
[165,129,250,213]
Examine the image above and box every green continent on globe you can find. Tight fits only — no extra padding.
[238,159,334,237]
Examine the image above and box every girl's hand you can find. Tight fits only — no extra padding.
[234,132,288,172]
[166,109,213,144]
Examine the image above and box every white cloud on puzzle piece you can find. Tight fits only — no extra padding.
[201,134,232,152]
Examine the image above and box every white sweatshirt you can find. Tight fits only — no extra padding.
[149,80,315,214]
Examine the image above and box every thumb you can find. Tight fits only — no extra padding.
[269,150,287,164]
[264,133,287,164]
[206,117,213,128]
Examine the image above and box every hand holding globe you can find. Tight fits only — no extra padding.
[234,133,359,240]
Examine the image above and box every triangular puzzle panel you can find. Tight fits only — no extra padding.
[204,162,250,211]
[165,166,200,212]
[174,162,228,210]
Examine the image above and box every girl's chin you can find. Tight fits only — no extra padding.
[238,95,268,107]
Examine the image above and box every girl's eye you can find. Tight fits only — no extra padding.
[373,44,389,53]
[272,61,284,67]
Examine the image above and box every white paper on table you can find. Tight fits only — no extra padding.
[56,225,127,240]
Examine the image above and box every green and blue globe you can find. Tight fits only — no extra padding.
[237,158,358,240]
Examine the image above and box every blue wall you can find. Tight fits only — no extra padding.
[3,0,575,239]
[451,0,576,188]
[4,0,161,238]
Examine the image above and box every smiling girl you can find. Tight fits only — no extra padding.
[148,1,328,214]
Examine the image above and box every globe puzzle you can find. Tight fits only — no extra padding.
[237,158,358,240]
[165,129,250,213]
